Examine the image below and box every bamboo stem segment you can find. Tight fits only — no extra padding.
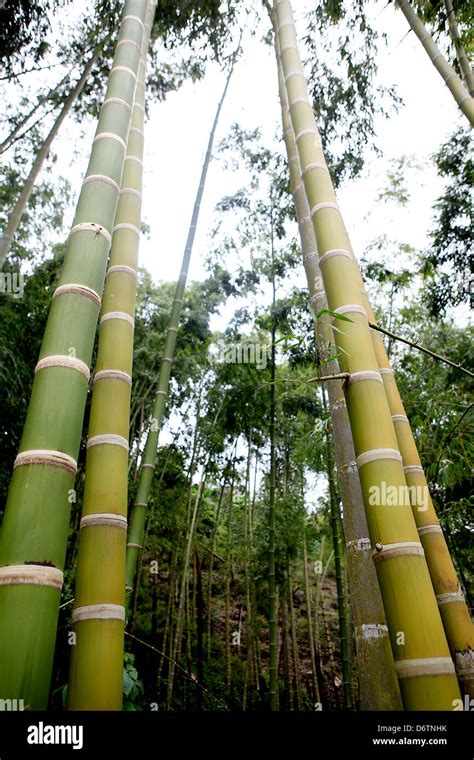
[274,0,461,710]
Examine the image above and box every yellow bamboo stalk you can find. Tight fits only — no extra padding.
[67,3,154,710]
[275,44,402,711]
[274,0,461,710]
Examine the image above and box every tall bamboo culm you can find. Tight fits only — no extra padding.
[0,0,148,711]
[125,51,239,599]
[274,43,402,710]
[444,0,474,97]
[0,47,101,268]
[274,0,461,710]
[395,0,474,126]
[67,2,154,711]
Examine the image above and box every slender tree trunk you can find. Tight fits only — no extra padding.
[395,0,474,125]
[281,587,293,710]
[225,476,235,691]
[323,389,352,709]
[268,204,278,711]
[302,529,320,705]
[0,48,100,267]
[288,565,303,710]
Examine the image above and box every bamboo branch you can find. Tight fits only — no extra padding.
[307,373,351,383]
[369,322,474,378]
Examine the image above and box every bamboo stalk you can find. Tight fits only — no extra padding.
[274,0,461,710]
[395,0,474,126]
[0,0,148,711]
[272,24,402,710]
[444,0,474,96]
[125,53,238,597]
[67,3,154,710]
[0,48,101,267]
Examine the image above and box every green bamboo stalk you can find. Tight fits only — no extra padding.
[0,48,101,268]
[322,389,352,709]
[444,0,474,96]
[274,0,461,710]
[272,28,402,710]
[67,6,154,710]
[302,529,320,705]
[268,206,278,712]
[0,0,148,711]
[125,51,239,597]
[395,0,474,126]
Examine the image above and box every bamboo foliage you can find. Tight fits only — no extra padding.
[125,52,239,599]
[274,0,461,710]
[274,46,402,710]
[0,0,148,711]
[0,47,101,268]
[67,2,154,711]
[395,0,474,126]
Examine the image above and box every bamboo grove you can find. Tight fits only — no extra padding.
[0,0,472,713]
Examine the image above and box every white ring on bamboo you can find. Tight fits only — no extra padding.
[348,370,383,385]
[161,357,172,364]
[310,202,339,217]
[436,590,465,605]
[125,155,144,167]
[106,265,138,279]
[310,293,325,305]
[278,43,298,53]
[0,564,63,588]
[113,222,140,235]
[103,97,132,112]
[126,542,143,549]
[379,367,394,376]
[417,524,442,536]
[276,21,295,34]
[93,132,127,150]
[69,222,112,246]
[129,127,145,137]
[319,248,353,266]
[134,102,145,112]
[72,604,125,623]
[80,513,128,530]
[289,97,310,109]
[167,326,178,333]
[53,283,101,308]
[122,14,145,31]
[116,38,142,52]
[14,449,77,475]
[346,537,371,551]
[392,414,409,423]
[120,187,142,199]
[333,304,367,318]
[93,369,132,386]
[394,657,455,679]
[355,623,389,641]
[142,463,155,469]
[303,251,318,263]
[135,502,148,507]
[357,448,402,468]
[302,162,329,176]
[87,434,129,450]
[404,464,424,474]
[83,174,120,194]
[156,390,167,397]
[35,355,90,380]
[295,128,321,143]
[372,541,424,562]
[110,65,137,81]
[100,311,134,327]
